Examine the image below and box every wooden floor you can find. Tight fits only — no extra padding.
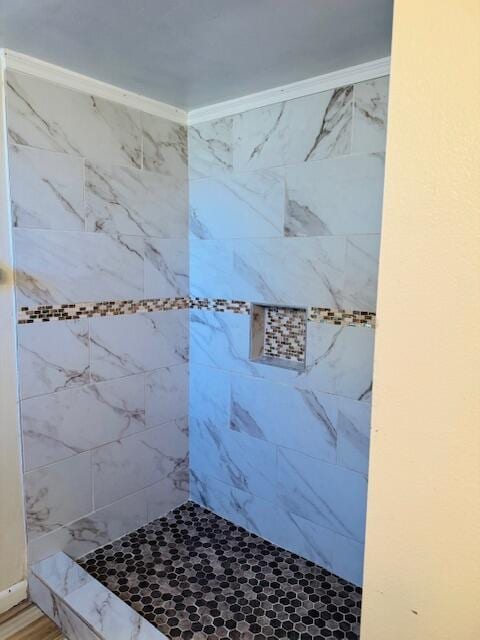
[0,601,63,640]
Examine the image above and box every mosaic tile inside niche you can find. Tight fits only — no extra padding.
[264,306,307,363]
[79,502,362,640]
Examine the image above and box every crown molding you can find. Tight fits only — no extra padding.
[188,56,390,124]
[1,49,187,124]
[0,49,390,127]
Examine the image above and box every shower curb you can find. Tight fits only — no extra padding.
[30,552,168,640]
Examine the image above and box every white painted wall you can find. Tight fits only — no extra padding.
[361,0,480,637]
[0,54,27,612]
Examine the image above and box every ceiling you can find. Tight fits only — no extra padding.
[0,0,393,110]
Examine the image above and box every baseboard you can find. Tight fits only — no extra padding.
[0,580,28,615]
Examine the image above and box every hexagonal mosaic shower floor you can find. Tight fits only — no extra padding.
[79,502,362,639]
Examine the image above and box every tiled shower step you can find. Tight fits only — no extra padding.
[29,553,167,640]
[79,502,362,639]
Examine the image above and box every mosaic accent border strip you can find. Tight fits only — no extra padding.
[18,297,376,327]
[189,297,251,314]
[308,307,376,328]
[17,297,190,324]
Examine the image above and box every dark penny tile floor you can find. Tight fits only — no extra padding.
[79,502,362,640]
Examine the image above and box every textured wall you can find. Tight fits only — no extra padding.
[188,77,388,585]
[6,70,189,564]
[361,0,480,637]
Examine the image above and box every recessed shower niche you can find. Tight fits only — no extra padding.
[250,303,307,371]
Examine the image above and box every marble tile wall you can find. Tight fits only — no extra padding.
[188,75,389,586]
[6,70,189,564]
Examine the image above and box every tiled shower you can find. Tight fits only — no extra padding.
[5,66,388,638]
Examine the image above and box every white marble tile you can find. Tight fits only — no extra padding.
[14,228,144,307]
[278,447,368,542]
[233,87,353,171]
[190,311,374,400]
[9,145,85,231]
[66,580,165,640]
[28,491,148,564]
[145,471,189,521]
[18,319,89,399]
[284,153,385,236]
[189,311,257,377]
[303,323,375,401]
[230,374,337,462]
[93,417,188,508]
[32,552,93,597]
[231,236,345,307]
[29,572,101,640]
[189,169,285,239]
[352,76,389,153]
[188,116,234,179]
[336,397,371,475]
[190,470,280,543]
[85,162,188,237]
[190,418,276,502]
[343,234,381,312]
[144,238,189,298]
[189,364,231,428]
[24,452,92,540]
[142,113,187,180]
[275,510,337,572]
[145,363,188,427]
[189,239,233,299]
[7,70,142,167]
[90,311,188,381]
[21,375,145,471]
[332,534,364,586]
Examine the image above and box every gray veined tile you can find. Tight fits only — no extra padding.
[284,153,385,237]
[343,234,381,312]
[144,238,189,298]
[275,510,337,572]
[189,239,233,299]
[9,145,85,231]
[85,162,188,237]
[24,452,92,540]
[233,86,353,171]
[145,363,188,427]
[28,491,148,564]
[142,112,188,180]
[7,70,142,167]
[65,579,164,640]
[14,228,144,307]
[189,364,231,430]
[189,311,257,376]
[352,76,389,153]
[332,534,365,587]
[145,471,189,522]
[93,417,188,508]
[90,311,188,381]
[190,470,279,543]
[277,447,368,542]
[190,419,276,502]
[303,322,375,401]
[21,375,145,471]
[231,236,346,308]
[188,116,234,179]
[18,319,90,399]
[189,169,285,239]
[337,397,371,475]
[230,374,337,462]
[28,572,101,640]
[31,552,93,598]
